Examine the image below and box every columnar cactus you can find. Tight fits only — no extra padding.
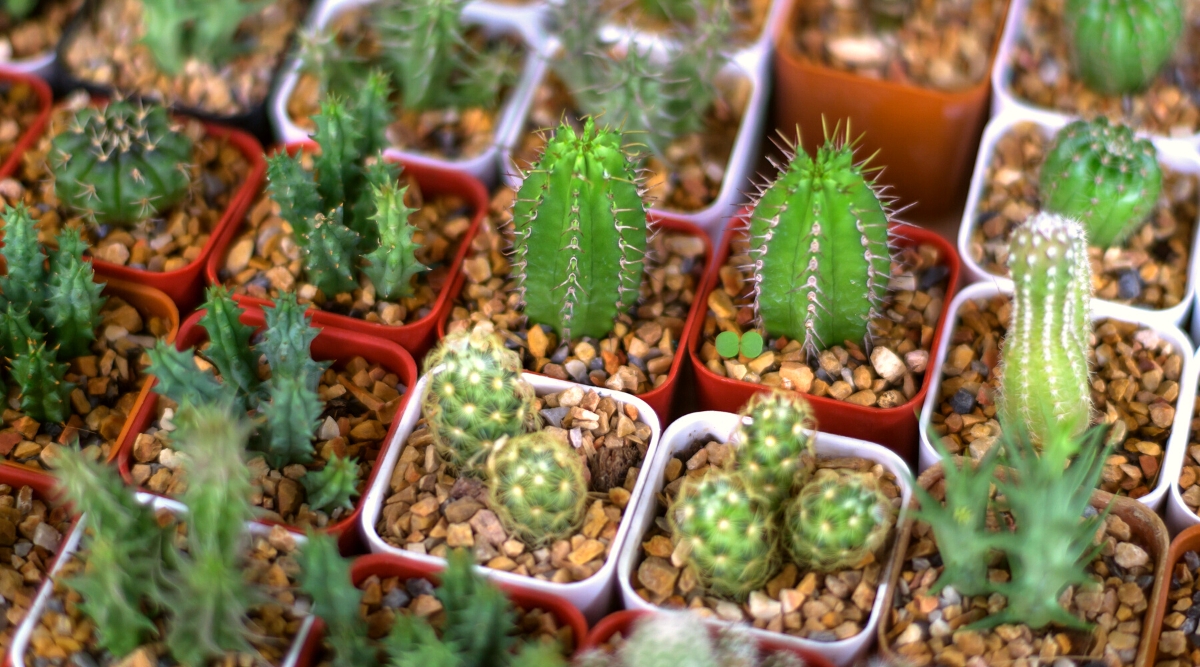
[197,285,260,399]
[363,182,426,300]
[1039,117,1162,248]
[139,0,262,74]
[297,532,376,667]
[486,432,588,546]
[782,470,896,572]
[1065,0,1182,95]
[0,203,46,309]
[12,342,73,423]
[45,229,105,358]
[733,391,816,510]
[51,100,193,227]
[303,454,361,513]
[667,469,778,598]
[511,119,648,341]
[747,128,897,355]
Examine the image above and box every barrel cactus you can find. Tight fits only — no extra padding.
[486,431,588,546]
[783,469,895,572]
[1065,0,1182,95]
[733,391,816,510]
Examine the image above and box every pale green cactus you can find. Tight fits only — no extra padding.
[782,469,896,572]
[486,432,588,546]
[733,391,816,510]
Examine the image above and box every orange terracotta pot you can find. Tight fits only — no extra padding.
[0,72,51,181]
[1146,524,1200,663]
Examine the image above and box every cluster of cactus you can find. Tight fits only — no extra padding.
[138,0,263,74]
[0,204,106,423]
[50,99,193,227]
[1064,0,1182,95]
[734,391,816,509]
[268,76,427,301]
[575,612,809,667]
[1039,117,1162,248]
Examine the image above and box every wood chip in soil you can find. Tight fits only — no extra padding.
[0,0,83,61]
[1155,547,1200,664]
[0,483,70,655]
[0,79,43,166]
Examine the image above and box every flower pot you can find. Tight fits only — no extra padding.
[613,410,914,667]
[360,372,663,623]
[918,282,1194,512]
[0,72,50,180]
[0,0,83,81]
[1162,350,1200,534]
[1146,524,1200,663]
[205,144,486,360]
[686,218,961,463]
[114,305,418,555]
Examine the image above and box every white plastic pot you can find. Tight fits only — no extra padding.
[0,51,56,80]
[917,282,1195,513]
[1164,347,1200,534]
[957,110,1200,331]
[359,372,663,623]
[613,410,914,667]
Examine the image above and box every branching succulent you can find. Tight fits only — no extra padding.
[486,432,588,546]
[297,532,377,667]
[138,0,263,75]
[1064,0,1182,95]
[732,391,816,510]
[12,341,73,423]
[782,469,896,572]
[303,454,361,513]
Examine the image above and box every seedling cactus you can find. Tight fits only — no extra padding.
[1065,0,1182,94]
[782,469,895,572]
[139,0,263,75]
[732,391,816,509]
[486,432,588,546]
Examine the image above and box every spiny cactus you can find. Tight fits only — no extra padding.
[303,454,361,513]
[668,468,778,598]
[363,182,426,300]
[197,285,260,399]
[733,391,816,510]
[296,532,377,667]
[486,432,588,546]
[46,229,105,358]
[782,469,895,572]
[259,289,327,386]
[747,127,897,355]
[1039,117,1162,248]
[139,0,262,75]
[0,203,46,309]
[422,326,539,471]
[12,341,73,423]
[146,339,240,409]
[997,212,1094,466]
[0,304,41,360]
[50,100,193,227]
[617,612,727,667]
[511,119,648,341]
[1064,0,1182,95]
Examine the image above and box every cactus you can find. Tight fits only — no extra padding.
[12,341,73,423]
[1064,0,1182,95]
[667,468,778,598]
[732,391,816,510]
[997,212,1094,467]
[259,372,324,468]
[0,304,41,359]
[146,339,240,409]
[305,208,362,297]
[782,469,896,572]
[45,229,105,358]
[303,454,361,513]
[511,119,648,341]
[0,203,46,310]
[197,285,261,399]
[259,290,327,386]
[618,612,722,667]
[4,0,39,19]
[363,182,426,300]
[486,432,588,545]
[1039,117,1162,248]
[296,532,377,667]
[139,0,262,75]
[746,126,897,355]
[422,327,539,471]
[50,100,193,227]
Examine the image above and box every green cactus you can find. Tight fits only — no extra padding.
[0,304,41,359]
[667,468,778,599]
[45,229,105,358]
[304,208,361,297]
[50,100,193,227]
[303,454,361,513]
[296,532,377,667]
[12,341,73,423]
[363,182,425,300]
[197,285,261,399]
[511,119,648,341]
[259,372,324,468]
[1038,117,1162,248]
[747,127,896,354]
[486,432,588,546]
[733,391,817,510]
[4,0,39,19]
[0,203,47,310]
[782,469,896,572]
[1064,0,1182,95]
[421,327,539,471]
[146,339,240,409]
[139,0,263,75]
[259,290,327,386]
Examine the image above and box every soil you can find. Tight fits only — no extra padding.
[0,79,44,167]
[0,483,71,655]
[1156,548,1200,664]
[0,0,83,61]
[445,188,707,396]
[606,0,772,45]
[967,122,1196,312]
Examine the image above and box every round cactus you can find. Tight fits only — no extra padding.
[733,391,816,510]
[1039,117,1162,248]
[783,470,895,572]
[486,431,588,546]
[50,100,193,227]
[668,469,778,599]
[1065,0,1182,95]
[422,326,540,472]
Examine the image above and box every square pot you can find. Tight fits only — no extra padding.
[0,72,50,180]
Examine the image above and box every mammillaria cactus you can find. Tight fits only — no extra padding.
[303,454,361,513]
[1064,0,1182,95]
[50,100,193,227]
[782,469,895,572]
[486,432,588,546]
[1039,117,1162,247]
[733,391,816,509]
[511,119,649,341]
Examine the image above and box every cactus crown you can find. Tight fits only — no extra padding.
[1038,117,1162,248]
[732,391,816,510]
[1064,0,1183,95]
[296,532,377,667]
[486,431,589,546]
[138,0,262,75]
[50,100,193,227]
[782,469,896,572]
[746,126,898,356]
[511,119,649,341]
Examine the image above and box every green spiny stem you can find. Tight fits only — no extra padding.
[733,391,816,510]
[302,454,361,513]
[363,181,425,301]
[296,532,377,667]
[146,340,240,410]
[13,341,73,423]
[0,303,42,360]
[782,469,896,572]
[198,285,261,400]
[259,373,323,469]
[45,228,104,359]
[660,3,731,140]
[1065,0,1182,95]
[303,208,362,298]
[0,203,47,312]
[486,431,588,546]
[432,548,516,667]
[582,45,674,159]
[259,291,328,387]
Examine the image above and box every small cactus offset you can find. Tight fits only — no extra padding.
[733,391,816,510]
[511,119,648,341]
[747,126,897,355]
[486,432,588,546]
[51,100,193,227]
[782,470,896,572]
[1065,0,1182,95]
[1038,117,1162,248]
[363,181,426,300]
[303,454,361,513]
[12,342,73,423]
[296,532,377,667]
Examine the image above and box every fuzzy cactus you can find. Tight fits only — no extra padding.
[1065,0,1182,95]
[363,182,426,300]
[50,100,193,227]
[1039,117,1162,248]
[303,454,361,513]
[733,391,817,509]
[747,127,897,355]
[12,341,73,423]
[511,119,648,341]
[297,532,377,667]
[668,468,778,598]
[486,432,588,546]
[782,469,896,572]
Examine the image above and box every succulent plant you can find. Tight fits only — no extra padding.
[296,532,377,667]
[363,182,426,301]
[486,431,588,546]
[12,341,73,423]
[50,100,193,227]
[1064,0,1182,95]
[732,391,816,509]
[45,228,105,358]
[0,202,47,310]
[4,0,38,19]
[668,468,778,598]
[303,454,361,513]
[746,126,897,355]
[139,0,263,75]
[782,469,896,572]
[197,285,260,399]
[1039,117,1162,248]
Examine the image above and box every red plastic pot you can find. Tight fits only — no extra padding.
[114,304,418,554]
[0,72,51,180]
[206,142,488,360]
[687,218,961,463]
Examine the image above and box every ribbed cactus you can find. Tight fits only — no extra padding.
[422,327,539,471]
[511,119,648,341]
[197,285,260,399]
[362,182,426,300]
[50,100,193,227]
[1065,0,1182,95]
[486,432,588,546]
[782,470,896,572]
[45,229,104,358]
[12,342,73,423]
[1039,117,1162,248]
[303,454,361,513]
[667,469,778,598]
[733,391,816,510]
[0,304,41,360]
[0,203,46,310]
[297,532,377,667]
[747,128,897,354]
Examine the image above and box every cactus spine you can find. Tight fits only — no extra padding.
[1039,117,1162,248]
[1064,0,1182,95]
[782,470,896,572]
[486,432,588,546]
[733,391,816,510]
